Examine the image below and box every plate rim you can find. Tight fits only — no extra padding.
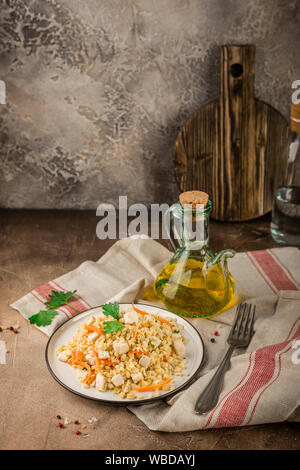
[45,302,205,406]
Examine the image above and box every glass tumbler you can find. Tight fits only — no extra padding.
[270,186,300,246]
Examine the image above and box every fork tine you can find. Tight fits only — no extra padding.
[248,305,256,338]
[231,303,243,334]
[243,303,252,337]
[237,303,247,336]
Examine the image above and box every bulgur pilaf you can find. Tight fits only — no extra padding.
[56,303,187,400]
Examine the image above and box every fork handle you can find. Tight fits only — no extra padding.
[195,345,235,414]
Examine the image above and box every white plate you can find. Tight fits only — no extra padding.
[46,303,204,405]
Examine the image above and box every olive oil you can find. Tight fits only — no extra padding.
[154,191,235,318]
[155,253,235,317]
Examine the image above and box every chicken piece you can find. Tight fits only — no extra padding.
[85,353,95,365]
[77,369,88,382]
[173,338,185,356]
[113,340,129,355]
[96,373,106,391]
[57,350,71,362]
[131,372,143,384]
[87,332,99,344]
[111,374,124,387]
[139,354,151,369]
[123,310,139,324]
[98,350,110,359]
[172,332,181,342]
[86,315,95,325]
[150,337,161,348]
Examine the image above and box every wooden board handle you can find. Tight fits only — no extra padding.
[217,45,256,220]
[220,45,255,104]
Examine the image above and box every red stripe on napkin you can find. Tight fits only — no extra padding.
[202,351,254,429]
[245,337,298,425]
[267,250,300,290]
[246,252,277,294]
[251,250,298,292]
[213,318,300,428]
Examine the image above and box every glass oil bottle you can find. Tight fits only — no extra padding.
[155,191,236,318]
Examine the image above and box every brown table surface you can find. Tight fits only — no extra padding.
[0,209,299,450]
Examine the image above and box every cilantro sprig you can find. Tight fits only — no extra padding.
[29,309,58,327]
[101,302,123,334]
[29,289,79,327]
[103,320,124,334]
[102,302,119,320]
[45,290,79,311]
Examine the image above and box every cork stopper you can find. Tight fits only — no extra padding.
[290,103,300,133]
[179,190,209,209]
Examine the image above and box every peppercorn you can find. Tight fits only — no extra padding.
[74,420,80,424]
[56,415,62,420]
[0,327,3,332]
[9,326,14,331]
[210,338,215,343]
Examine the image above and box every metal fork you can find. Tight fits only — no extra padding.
[194,303,256,414]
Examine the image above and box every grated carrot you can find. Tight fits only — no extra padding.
[128,349,147,355]
[92,345,102,373]
[76,350,84,362]
[100,359,118,366]
[85,324,104,335]
[74,359,92,383]
[131,303,173,327]
[133,378,173,392]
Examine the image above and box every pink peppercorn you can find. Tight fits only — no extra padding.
[214,331,219,336]
[76,431,81,435]
[58,422,65,429]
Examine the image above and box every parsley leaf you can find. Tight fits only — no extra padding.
[102,302,119,320]
[150,343,155,348]
[45,290,77,309]
[29,309,58,327]
[103,320,123,334]
[173,329,180,334]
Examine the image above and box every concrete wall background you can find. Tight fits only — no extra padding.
[0,0,299,209]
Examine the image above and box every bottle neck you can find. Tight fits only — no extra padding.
[167,201,211,251]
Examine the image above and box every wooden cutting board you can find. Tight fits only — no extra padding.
[174,45,291,221]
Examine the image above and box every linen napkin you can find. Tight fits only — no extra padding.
[11,237,300,431]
